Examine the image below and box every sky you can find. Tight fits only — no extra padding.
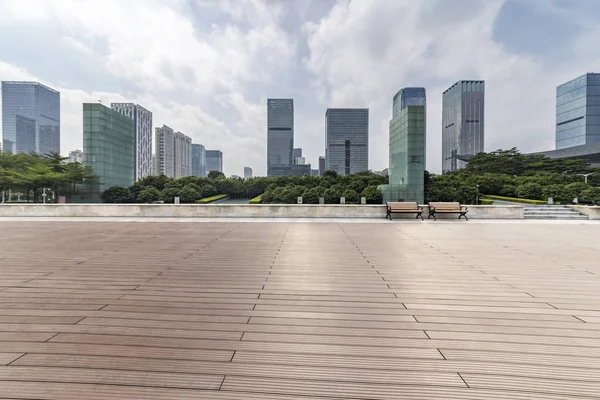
[1,0,599,176]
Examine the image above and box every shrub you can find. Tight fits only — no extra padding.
[362,185,383,204]
[207,170,225,180]
[138,187,161,203]
[323,187,341,204]
[161,187,180,203]
[101,186,135,203]
[196,194,228,203]
[249,195,262,204]
[341,189,359,203]
[516,183,543,200]
[302,187,321,204]
[580,187,600,202]
[481,194,547,205]
[179,185,201,203]
[479,199,493,205]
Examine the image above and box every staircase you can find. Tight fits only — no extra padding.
[524,205,589,220]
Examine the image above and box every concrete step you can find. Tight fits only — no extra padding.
[525,215,589,220]
[524,211,584,215]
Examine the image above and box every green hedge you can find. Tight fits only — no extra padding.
[249,195,262,204]
[479,199,493,205]
[481,194,547,205]
[195,194,228,204]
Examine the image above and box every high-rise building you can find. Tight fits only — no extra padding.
[267,99,294,176]
[174,131,192,178]
[325,108,369,175]
[154,126,191,178]
[111,103,153,180]
[68,149,83,163]
[192,144,206,177]
[556,73,600,149]
[318,156,326,176]
[311,169,319,177]
[379,102,425,204]
[1,81,60,154]
[155,125,175,177]
[83,103,134,191]
[394,87,426,165]
[206,150,223,173]
[442,80,484,173]
[293,148,302,161]
[244,167,252,179]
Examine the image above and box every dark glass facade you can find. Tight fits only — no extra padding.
[318,156,325,176]
[325,108,369,175]
[267,99,294,177]
[442,80,485,173]
[556,73,600,149]
[83,103,134,191]
[244,167,252,179]
[206,150,223,173]
[192,144,206,177]
[1,81,60,154]
[111,103,153,180]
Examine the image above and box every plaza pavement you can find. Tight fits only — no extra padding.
[0,220,599,399]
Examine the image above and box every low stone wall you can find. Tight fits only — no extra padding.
[0,204,525,219]
[569,205,600,220]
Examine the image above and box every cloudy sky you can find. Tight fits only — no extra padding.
[1,0,599,175]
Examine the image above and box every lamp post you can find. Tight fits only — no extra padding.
[476,184,480,205]
[577,172,596,184]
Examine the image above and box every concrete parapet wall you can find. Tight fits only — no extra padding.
[569,205,600,220]
[0,204,525,219]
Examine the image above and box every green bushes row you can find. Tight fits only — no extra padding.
[248,195,262,204]
[261,184,382,204]
[196,194,228,204]
[481,195,547,205]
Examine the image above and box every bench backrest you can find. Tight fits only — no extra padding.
[387,202,419,210]
[429,202,462,210]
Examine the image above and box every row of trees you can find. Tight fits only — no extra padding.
[425,149,600,204]
[101,170,388,204]
[0,151,97,203]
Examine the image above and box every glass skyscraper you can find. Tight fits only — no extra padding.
[244,167,252,179]
[192,143,206,177]
[442,80,485,173]
[556,73,600,149]
[325,108,369,175]
[1,81,60,154]
[318,156,326,176]
[267,99,294,177]
[394,88,426,166]
[155,125,175,178]
[206,150,223,173]
[83,103,134,191]
[111,103,153,180]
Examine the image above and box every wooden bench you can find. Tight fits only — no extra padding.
[386,202,423,220]
[428,202,468,220]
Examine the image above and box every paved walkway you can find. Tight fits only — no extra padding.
[0,221,599,398]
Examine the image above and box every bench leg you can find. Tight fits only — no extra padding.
[428,213,436,221]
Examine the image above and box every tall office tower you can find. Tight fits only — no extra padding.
[244,167,252,179]
[318,156,326,176]
[379,102,426,204]
[311,169,319,177]
[293,148,302,162]
[111,103,153,180]
[267,98,294,176]
[155,125,175,177]
[1,81,60,154]
[206,150,223,173]
[83,103,134,191]
[394,87,426,164]
[556,73,600,149]
[68,149,83,163]
[174,131,192,178]
[192,144,206,177]
[325,108,369,175]
[442,80,485,173]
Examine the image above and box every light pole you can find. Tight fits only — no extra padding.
[577,172,596,184]
[476,184,480,205]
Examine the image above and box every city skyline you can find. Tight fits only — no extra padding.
[2,1,596,175]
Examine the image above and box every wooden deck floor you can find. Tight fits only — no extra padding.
[0,221,599,399]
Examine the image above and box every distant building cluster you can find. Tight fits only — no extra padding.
[0,81,225,193]
[2,71,598,197]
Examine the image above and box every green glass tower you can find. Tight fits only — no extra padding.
[83,103,134,191]
[379,89,425,204]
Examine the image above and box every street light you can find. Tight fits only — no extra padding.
[476,184,480,205]
[577,172,596,184]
